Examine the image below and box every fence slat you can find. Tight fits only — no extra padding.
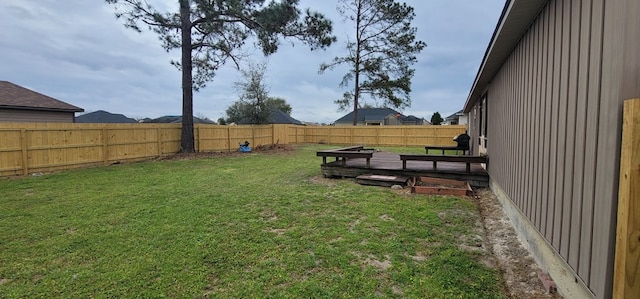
[614,98,640,299]
[20,129,28,175]
[102,127,109,165]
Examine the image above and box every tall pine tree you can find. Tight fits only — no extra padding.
[320,0,425,125]
[106,0,335,151]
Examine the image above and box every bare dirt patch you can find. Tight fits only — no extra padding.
[308,175,336,186]
[474,188,562,298]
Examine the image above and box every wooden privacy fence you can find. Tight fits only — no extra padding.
[288,125,467,146]
[0,123,466,177]
[613,98,640,298]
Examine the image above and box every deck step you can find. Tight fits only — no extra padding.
[356,174,410,187]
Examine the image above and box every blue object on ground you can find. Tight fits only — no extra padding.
[239,141,251,152]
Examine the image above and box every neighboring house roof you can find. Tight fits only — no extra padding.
[444,109,464,122]
[0,81,84,112]
[269,108,303,125]
[464,0,547,112]
[334,108,401,124]
[235,108,303,125]
[76,110,137,123]
[399,115,429,124]
[145,115,216,124]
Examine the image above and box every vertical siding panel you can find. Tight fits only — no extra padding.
[535,12,547,232]
[518,42,527,210]
[527,32,536,221]
[529,22,538,228]
[510,54,517,198]
[591,0,623,296]
[545,2,561,247]
[577,0,596,283]
[568,0,584,270]
[509,45,515,206]
[554,0,570,257]
[523,30,532,220]
[502,58,511,196]
[527,22,535,223]
[551,0,565,249]
[531,20,541,229]
[580,0,606,285]
[509,55,517,198]
[538,6,550,236]
[541,3,555,241]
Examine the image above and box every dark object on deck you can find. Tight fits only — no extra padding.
[425,133,471,155]
[239,141,251,152]
[316,145,375,168]
[453,133,471,150]
[400,154,487,172]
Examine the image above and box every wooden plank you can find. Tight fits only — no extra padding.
[102,126,109,165]
[20,129,28,175]
[613,99,640,299]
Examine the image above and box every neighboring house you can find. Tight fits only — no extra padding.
[442,110,468,125]
[268,109,303,125]
[235,108,303,125]
[464,1,639,298]
[0,81,84,122]
[76,110,137,123]
[333,108,429,126]
[144,115,216,124]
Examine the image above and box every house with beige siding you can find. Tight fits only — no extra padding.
[464,0,639,298]
[0,81,84,122]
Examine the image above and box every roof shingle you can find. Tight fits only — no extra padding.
[0,81,83,112]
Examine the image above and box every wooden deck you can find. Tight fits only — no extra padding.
[320,151,489,188]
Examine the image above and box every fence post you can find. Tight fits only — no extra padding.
[20,129,28,175]
[613,98,640,299]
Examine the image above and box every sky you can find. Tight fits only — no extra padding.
[0,0,505,124]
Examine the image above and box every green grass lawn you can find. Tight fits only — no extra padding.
[0,145,506,298]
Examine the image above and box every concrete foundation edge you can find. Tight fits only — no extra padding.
[490,180,595,299]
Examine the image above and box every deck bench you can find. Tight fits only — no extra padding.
[425,133,471,155]
[400,154,487,172]
[316,145,375,168]
[424,145,469,155]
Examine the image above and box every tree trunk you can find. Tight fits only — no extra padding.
[352,0,362,126]
[179,0,195,153]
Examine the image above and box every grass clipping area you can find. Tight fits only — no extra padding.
[0,145,506,298]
